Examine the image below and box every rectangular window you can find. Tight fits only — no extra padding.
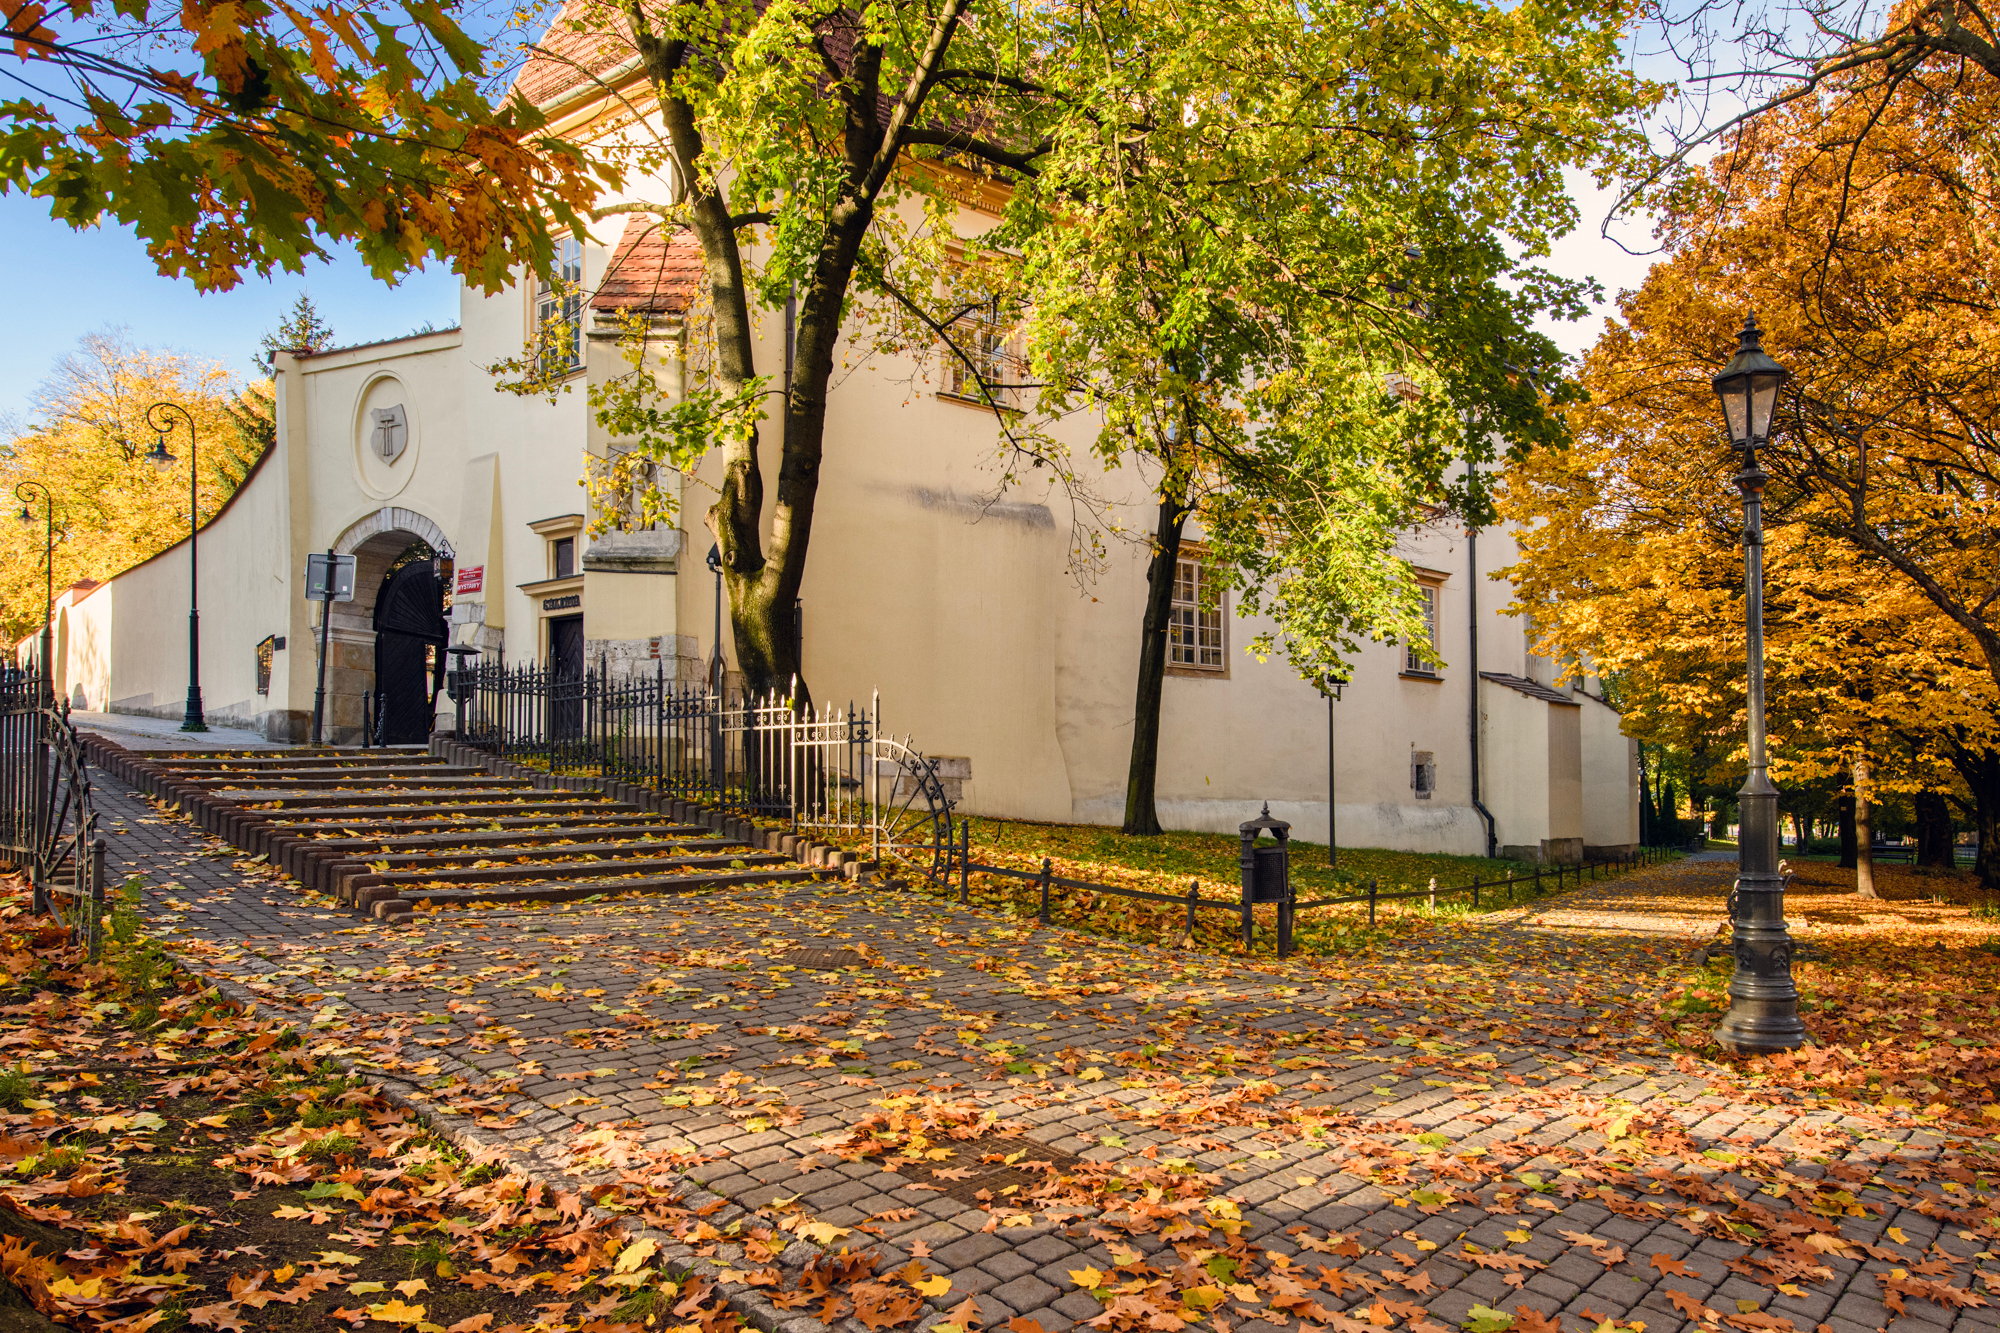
[552,536,576,580]
[1405,583,1440,676]
[941,301,1026,409]
[254,635,277,696]
[1412,751,1436,799]
[1169,554,1225,672]
[536,235,584,375]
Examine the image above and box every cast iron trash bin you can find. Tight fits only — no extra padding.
[1240,803,1295,957]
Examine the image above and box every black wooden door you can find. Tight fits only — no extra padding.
[372,561,447,745]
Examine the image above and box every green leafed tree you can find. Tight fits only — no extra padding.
[884,0,1646,832]
[508,0,1649,716]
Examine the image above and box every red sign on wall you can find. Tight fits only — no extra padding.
[455,566,484,595]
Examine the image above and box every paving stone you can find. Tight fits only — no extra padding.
[987,1275,1060,1313]
[75,761,1997,1333]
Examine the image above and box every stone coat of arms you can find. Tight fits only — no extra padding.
[372,405,408,463]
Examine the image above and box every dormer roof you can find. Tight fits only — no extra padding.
[592,214,702,316]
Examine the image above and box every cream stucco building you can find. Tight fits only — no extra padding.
[34,39,1639,862]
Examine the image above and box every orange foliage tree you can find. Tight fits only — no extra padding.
[1504,41,2000,886]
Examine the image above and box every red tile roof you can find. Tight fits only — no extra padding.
[513,3,636,108]
[592,214,703,316]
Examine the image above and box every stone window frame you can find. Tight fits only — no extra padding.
[533,234,586,377]
[1401,573,1447,680]
[1167,544,1228,677]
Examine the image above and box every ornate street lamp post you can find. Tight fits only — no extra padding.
[14,482,57,701]
[1318,674,1346,867]
[1711,315,1805,1053]
[141,402,207,732]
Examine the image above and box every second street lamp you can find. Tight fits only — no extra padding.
[14,481,56,700]
[1710,315,1806,1053]
[143,402,207,732]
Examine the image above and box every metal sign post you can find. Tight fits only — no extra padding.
[306,551,356,746]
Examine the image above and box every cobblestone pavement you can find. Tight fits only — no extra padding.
[88,767,1999,1333]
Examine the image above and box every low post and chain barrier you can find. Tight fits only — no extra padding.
[938,803,1683,957]
[0,668,106,954]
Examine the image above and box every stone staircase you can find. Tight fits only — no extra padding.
[83,735,864,924]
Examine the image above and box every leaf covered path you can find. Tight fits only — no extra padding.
[84,769,2000,1333]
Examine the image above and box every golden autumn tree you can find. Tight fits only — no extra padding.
[0,332,261,646]
[1504,40,2000,887]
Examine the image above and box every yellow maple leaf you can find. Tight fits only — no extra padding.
[614,1238,658,1274]
[367,1297,428,1325]
[1068,1267,1105,1288]
[912,1274,952,1297]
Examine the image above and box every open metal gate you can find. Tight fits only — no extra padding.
[0,671,105,952]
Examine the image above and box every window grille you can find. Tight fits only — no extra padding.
[536,235,584,375]
[255,635,277,695]
[552,536,576,580]
[941,302,1026,409]
[1405,583,1441,675]
[1169,555,1225,671]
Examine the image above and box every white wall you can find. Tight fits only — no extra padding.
[57,441,295,732]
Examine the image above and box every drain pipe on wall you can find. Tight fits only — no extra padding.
[1467,522,1499,858]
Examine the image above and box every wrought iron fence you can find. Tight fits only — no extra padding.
[447,658,957,879]
[0,669,105,953]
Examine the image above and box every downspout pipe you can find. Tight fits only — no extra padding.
[1468,523,1498,858]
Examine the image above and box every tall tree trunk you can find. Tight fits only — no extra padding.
[1793,809,1808,856]
[623,0,974,701]
[1914,789,1955,868]
[1122,489,1192,836]
[1949,747,2000,891]
[1837,791,1858,868]
[1853,752,1877,898]
[1637,745,1653,845]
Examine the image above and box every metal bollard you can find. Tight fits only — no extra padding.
[1037,858,1052,924]
[1277,877,1294,959]
[958,822,971,904]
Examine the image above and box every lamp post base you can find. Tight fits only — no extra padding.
[1713,802,1805,1054]
[180,687,207,733]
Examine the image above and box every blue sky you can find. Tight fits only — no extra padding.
[0,170,1661,424]
[0,192,464,423]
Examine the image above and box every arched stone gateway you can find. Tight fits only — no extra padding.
[321,508,454,744]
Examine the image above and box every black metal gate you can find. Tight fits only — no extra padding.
[0,670,105,951]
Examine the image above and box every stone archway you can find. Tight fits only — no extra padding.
[322,508,454,744]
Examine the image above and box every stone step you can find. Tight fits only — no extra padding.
[365,850,788,888]
[397,865,825,907]
[203,773,518,792]
[350,836,743,868]
[151,753,453,772]
[263,811,668,839]
[279,825,717,856]
[231,788,584,810]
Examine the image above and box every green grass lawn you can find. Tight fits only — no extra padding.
[961,815,1530,901]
